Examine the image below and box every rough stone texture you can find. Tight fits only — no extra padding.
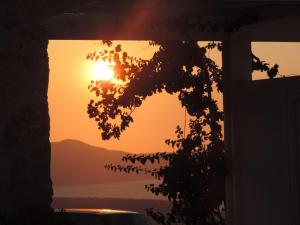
[0,0,97,219]
[0,7,53,216]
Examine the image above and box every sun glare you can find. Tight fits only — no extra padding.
[92,61,114,81]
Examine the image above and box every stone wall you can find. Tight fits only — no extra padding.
[0,6,53,217]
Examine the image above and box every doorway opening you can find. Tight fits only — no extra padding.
[48,40,223,224]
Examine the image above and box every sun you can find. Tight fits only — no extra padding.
[92,61,114,81]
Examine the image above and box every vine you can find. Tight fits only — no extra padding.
[86,41,279,225]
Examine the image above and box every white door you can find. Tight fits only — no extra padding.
[229,76,300,225]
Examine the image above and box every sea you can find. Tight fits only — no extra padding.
[54,180,165,200]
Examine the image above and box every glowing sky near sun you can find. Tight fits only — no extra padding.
[92,61,115,81]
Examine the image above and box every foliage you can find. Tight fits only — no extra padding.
[252,53,279,79]
[86,41,279,225]
[87,41,226,225]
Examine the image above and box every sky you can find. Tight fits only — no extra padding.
[48,41,300,153]
[48,41,196,153]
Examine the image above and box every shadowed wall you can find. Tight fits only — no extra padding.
[0,6,52,216]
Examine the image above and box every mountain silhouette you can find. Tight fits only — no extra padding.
[51,139,153,186]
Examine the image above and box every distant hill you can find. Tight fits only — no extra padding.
[51,139,154,186]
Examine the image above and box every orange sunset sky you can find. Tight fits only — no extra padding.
[48,41,300,153]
